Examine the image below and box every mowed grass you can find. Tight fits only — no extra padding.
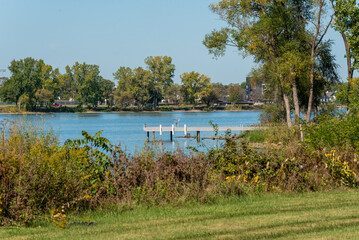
[2,190,359,240]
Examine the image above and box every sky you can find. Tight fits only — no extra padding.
[0,0,349,85]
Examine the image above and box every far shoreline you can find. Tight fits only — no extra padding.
[0,105,264,115]
[0,109,263,115]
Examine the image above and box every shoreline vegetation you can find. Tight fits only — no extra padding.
[1,108,359,230]
[0,103,264,114]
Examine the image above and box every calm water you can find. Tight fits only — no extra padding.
[0,111,261,154]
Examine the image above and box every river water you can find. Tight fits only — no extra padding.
[0,111,261,154]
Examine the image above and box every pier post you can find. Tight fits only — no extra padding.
[196,131,200,142]
[170,131,173,142]
[147,132,149,142]
[152,131,155,142]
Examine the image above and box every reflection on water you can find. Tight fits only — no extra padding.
[0,111,261,154]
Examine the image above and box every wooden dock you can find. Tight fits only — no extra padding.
[143,125,262,142]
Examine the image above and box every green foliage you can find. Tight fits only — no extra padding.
[304,113,359,152]
[331,0,359,70]
[114,56,175,109]
[259,104,284,124]
[180,71,212,105]
[64,62,105,108]
[0,58,60,110]
[100,79,115,107]
[242,129,266,143]
[145,56,175,108]
[228,83,244,103]
[0,121,116,225]
[4,118,359,226]
[205,1,339,124]
[337,78,359,112]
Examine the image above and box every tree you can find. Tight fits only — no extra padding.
[58,71,76,101]
[204,0,309,126]
[129,67,153,108]
[64,62,103,108]
[36,66,60,107]
[302,0,334,122]
[114,67,134,107]
[0,58,58,110]
[144,56,175,109]
[35,89,53,107]
[228,84,244,103]
[114,67,152,109]
[331,0,359,110]
[204,0,337,125]
[180,71,212,105]
[163,83,182,104]
[100,79,115,106]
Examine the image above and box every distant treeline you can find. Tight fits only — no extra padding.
[0,56,247,111]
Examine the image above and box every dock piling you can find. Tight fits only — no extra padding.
[143,125,263,142]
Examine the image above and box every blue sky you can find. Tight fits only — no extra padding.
[0,0,348,84]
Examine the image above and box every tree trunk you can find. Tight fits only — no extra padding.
[302,109,308,122]
[341,31,354,109]
[305,1,332,122]
[292,77,300,123]
[283,92,292,127]
[306,47,315,122]
[314,105,318,119]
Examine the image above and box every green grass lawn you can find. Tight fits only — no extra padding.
[2,190,359,239]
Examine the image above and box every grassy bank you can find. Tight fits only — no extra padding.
[2,190,359,239]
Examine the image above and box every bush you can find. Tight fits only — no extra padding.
[304,113,359,152]
[0,122,112,225]
[259,104,284,124]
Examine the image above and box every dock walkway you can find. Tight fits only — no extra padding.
[143,125,262,141]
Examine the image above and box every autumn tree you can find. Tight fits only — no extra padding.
[114,66,153,108]
[228,83,244,103]
[35,66,60,107]
[145,56,175,109]
[114,67,134,107]
[204,0,337,125]
[204,0,310,126]
[180,71,212,105]
[163,83,182,104]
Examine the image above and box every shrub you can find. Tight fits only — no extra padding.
[304,113,359,152]
[259,104,284,124]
